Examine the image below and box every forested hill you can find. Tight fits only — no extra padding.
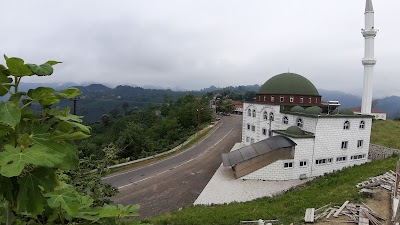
[66,84,260,123]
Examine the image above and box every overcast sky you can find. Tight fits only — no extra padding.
[1,0,399,97]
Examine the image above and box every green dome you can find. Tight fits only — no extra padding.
[286,126,305,135]
[259,73,320,96]
[339,108,354,115]
[304,106,322,115]
[290,106,305,112]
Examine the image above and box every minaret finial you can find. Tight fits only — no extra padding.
[365,0,374,13]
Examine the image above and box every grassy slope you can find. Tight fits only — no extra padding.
[148,120,399,225]
[371,119,400,149]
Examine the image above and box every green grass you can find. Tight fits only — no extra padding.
[146,156,398,225]
[371,119,400,149]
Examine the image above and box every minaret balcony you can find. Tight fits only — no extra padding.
[362,58,377,66]
[361,29,378,37]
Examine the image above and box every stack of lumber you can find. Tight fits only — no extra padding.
[356,171,396,191]
[306,201,386,224]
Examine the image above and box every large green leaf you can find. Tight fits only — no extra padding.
[27,87,59,106]
[29,137,79,170]
[51,132,90,141]
[45,60,61,66]
[0,124,13,137]
[16,168,57,215]
[0,102,21,127]
[26,64,53,76]
[58,88,80,98]
[97,204,140,218]
[0,64,10,77]
[44,185,80,217]
[0,145,65,177]
[5,57,33,77]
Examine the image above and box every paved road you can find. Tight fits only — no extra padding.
[103,115,242,218]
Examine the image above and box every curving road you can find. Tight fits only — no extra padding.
[103,115,242,218]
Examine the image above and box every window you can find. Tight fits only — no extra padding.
[315,158,333,165]
[263,96,267,101]
[309,97,312,103]
[246,137,250,142]
[262,128,267,135]
[252,109,256,117]
[284,162,293,168]
[251,125,255,132]
[297,118,303,128]
[247,109,251,117]
[359,121,365,129]
[250,138,254,144]
[258,96,261,101]
[280,96,284,102]
[357,140,363,148]
[271,96,275,102]
[283,116,289,124]
[299,161,307,167]
[300,97,304,103]
[336,156,347,162]
[315,97,318,103]
[351,154,366,160]
[341,141,348,149]
[290,96,294,103]
[269,112,274,121]
[343,121,350,130]
[247,124,250,130]
[263,111,268,120]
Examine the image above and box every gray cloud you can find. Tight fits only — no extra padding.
[0,0,399,97]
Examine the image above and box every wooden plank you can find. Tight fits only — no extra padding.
[333,201,349,218]
[304,208,315,223]
[326,208,336,219]
[361,203,386,220]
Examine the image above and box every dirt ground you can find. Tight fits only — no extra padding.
[316,188,391,225]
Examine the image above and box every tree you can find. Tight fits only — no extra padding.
[122,102,129,115]
[101,114,112,126]
[0,55,140,224]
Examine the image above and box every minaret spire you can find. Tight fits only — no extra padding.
[361,0,377,114]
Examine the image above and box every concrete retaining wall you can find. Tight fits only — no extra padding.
[369,144,400,160]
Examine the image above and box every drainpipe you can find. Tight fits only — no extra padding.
[309,116,320,177]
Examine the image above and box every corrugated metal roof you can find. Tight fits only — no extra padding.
[222,136,296,167]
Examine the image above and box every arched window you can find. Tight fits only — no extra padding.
[297,118,303,128]
[252,109,256,117]
[263,111,268,120]
[343,121,350,130]
[269,112,274,121]
[247,109,251,117]
[283,116,288,124]
[359,121,365,129]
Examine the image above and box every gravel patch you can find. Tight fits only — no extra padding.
[194,143,310,205]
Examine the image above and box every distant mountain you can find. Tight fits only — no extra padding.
[374,96,400,119]
[319,89,361,109]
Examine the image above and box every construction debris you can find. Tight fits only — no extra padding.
[356,171,396,190]
[307,201,386,224]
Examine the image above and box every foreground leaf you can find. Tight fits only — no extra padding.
[27,64,53,76]
[58,88,80,98]
[16,168,57,214]
[0,145,65,177]
[5,57,33,76]
[45,185,80,217]
[0,102,21,127]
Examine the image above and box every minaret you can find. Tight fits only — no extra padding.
[361,0,378,114]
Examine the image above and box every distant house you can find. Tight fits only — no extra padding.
[233,102,243,115]
[352,107,386,120]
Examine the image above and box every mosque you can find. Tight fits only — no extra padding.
[222,0,378,181]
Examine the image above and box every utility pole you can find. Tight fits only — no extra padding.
[71,97,79,115]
